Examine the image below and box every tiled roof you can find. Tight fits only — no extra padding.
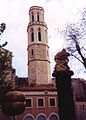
[17,84,56,91]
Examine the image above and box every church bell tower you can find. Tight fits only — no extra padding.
[27,6,51,85]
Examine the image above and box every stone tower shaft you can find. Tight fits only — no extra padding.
[27,6,51,85]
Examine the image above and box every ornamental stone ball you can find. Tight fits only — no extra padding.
[2,91,25,116]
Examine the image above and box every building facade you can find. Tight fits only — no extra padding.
[72,78,86,120]
[17,85,59,120]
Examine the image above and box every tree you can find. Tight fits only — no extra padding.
[0,23,8,48]
[62,8,86,70]
[0,23,14,104]
[0,23,25,120]
[0,49,14,102]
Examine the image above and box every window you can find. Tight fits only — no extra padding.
[32,12,34,21]
[31,32,34,42]
[37,12,39,21]
[82,104,85,111]
[50,115,58,120]
[49,98,56,107]
[45,30,47,42]
[24,116,34,120]
[37,115,46,120]
[26,98,32,108]
[31,28,34,42]
[31,49,34,56]
[37,98,44,108]
[47,50,48,56]
[38,28,41,41]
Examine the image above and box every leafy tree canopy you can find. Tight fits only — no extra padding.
[0,23,14,103]
[0,23,7,48]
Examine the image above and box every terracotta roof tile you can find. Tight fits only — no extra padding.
[17,85,56,91]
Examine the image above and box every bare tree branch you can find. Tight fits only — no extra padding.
[60,8,86,70]
[71,53,83,64]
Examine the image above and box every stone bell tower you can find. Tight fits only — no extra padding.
[27,6,51,85]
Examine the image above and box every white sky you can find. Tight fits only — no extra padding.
[0,0,86,79]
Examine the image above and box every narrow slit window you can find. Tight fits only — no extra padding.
[31,28,34,42]
[31,32,34,42]
[45,30,47,42]
[32,12,34,21]
[37,12,39,21]
[38,28,41,41]
[32,49,34,55]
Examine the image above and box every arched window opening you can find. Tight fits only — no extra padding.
[37,115,46,120]
[50,115,58,120]
[37,12,39,21]
[31,32,34,42]
[24,116,34,120]
[32,12,34,22]
[31,28,34,42]
[38,28,41,41]
[45,30,47,42]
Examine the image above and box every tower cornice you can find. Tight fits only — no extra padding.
[28,59,51,65]
[27,43,49,51]
[29,6,44,14]
[27,22,47,32]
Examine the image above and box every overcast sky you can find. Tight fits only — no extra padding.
[0,0,86,79]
